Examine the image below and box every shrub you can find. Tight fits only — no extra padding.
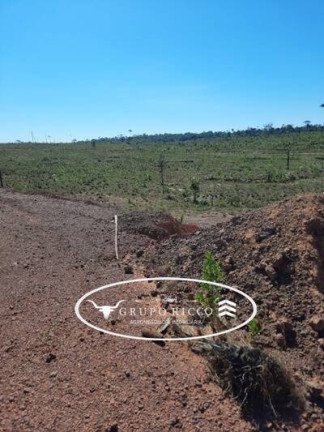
[195,251,225,310]
[190,179,200,203]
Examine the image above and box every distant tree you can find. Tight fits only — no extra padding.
[117,134,125,142]
[283,124,294,131]
[263,123,274,131]
[126,130,133,144]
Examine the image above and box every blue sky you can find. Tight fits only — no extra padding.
[1,0,324,142]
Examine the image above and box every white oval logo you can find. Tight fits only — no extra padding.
[74,277,257,341]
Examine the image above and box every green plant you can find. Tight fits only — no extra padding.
[190,179,200,203]
[247,318,262,337]
[162,184,170,194]
[195,251,225,310]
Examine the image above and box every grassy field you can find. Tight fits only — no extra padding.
[1,129,324,213]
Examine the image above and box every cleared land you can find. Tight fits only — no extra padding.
[1,129,323,212]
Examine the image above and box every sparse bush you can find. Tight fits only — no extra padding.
[267,171,274,183]
[190,179,200,203]
[162,184,170,195]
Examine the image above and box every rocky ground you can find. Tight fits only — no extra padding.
[0,190,323,431]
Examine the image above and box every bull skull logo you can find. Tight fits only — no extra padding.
[87,299,125,320]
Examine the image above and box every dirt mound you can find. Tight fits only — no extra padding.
[120,211,199,240]
[141,193,324,429]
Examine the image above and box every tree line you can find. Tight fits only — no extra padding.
[85,123,324,145]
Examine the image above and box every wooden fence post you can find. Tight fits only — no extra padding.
[286,148,290,170]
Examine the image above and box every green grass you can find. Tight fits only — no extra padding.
[0,130,323,212]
